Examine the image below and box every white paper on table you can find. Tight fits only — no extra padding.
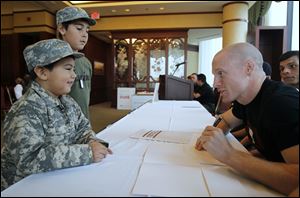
[144,142,224,166]
[201,166,283,197]
[130,129,193,144]
[132,163,209,197]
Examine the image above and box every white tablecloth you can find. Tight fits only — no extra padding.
[1,101,282,197]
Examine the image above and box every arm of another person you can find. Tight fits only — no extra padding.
[4,109,94,176]
[197,125,298,196]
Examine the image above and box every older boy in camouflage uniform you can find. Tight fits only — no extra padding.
[1,39,112,191]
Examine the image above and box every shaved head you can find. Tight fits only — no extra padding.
[215,42,263,70]
[212,42,267,105]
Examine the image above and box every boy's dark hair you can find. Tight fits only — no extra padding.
[279,51,299,62]
[57,19,90,39]
[29,62,55,80]
[29,55,75,80]
[57,21,71,39]
[197,73,206,82]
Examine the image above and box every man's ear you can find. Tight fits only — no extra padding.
[245,60,255,75]
[34,66,48,81]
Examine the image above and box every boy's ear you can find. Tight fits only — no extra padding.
[34,66,48,81]
[57,24,66,36]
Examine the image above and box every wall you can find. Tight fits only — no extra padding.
[83,35,112,104]
[1,32,53,85]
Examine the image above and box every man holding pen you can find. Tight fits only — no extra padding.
[195,42,298,196]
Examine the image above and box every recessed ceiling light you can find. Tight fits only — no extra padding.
[111,9,117,13]
[159,7,165,10]
[124,8,130,12]
[70,1,95,4]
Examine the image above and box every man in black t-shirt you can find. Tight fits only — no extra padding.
[195,43,298,196]
[193,73,216,114]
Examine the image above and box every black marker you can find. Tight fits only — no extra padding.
[101,142,109,148]
[213,117,222,127]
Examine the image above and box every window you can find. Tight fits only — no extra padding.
[198,37,222,87]
[113,31,188,92]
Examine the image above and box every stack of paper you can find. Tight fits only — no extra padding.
[130,129,194,144]
[131,142,282,197]
[132,142,224,196]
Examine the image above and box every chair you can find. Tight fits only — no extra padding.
[1,86,12,120]
[6,86,14,105]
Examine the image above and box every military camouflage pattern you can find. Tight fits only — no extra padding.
[1,81,108,190]
[23,39,84,72]
[56,6,96,26]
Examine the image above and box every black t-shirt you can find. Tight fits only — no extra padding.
[196,82,215,105]
[232,79,299,162]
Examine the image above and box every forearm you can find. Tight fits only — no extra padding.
[77,129,97,143]
[18,144,94,175]
[225,150,299,195]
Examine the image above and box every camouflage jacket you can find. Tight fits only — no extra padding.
[1,81,106,190]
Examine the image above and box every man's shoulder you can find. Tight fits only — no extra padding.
[261,80,299,117]
[262,80,298,100]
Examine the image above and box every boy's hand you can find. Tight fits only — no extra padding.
[89,141,112,163]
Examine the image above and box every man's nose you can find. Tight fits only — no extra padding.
[282,67,291,74]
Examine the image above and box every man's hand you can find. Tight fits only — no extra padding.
[193,92,201,98]
[195,126,233,163]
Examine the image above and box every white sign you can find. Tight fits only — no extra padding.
[117,87,136,110]
[131,94,154,110]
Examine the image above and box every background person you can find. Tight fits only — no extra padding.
[56,6,96,120]
[13,77,24,100]
[279,50,299,90]
[193,73,216,114]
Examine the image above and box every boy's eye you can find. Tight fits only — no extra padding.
[65,66,74,71]
[75,25,89,32]
[76,26,83,31]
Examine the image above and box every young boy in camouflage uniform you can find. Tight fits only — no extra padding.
[1,39,112,191]
[56,6,96,120]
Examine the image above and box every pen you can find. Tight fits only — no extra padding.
[213,116,222,127]
[101,142,109,148]
[214,95,222,115]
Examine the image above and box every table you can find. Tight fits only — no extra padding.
[1,101,282,197]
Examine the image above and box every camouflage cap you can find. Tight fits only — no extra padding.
[23,39,84,72]
[56,6,96,26]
